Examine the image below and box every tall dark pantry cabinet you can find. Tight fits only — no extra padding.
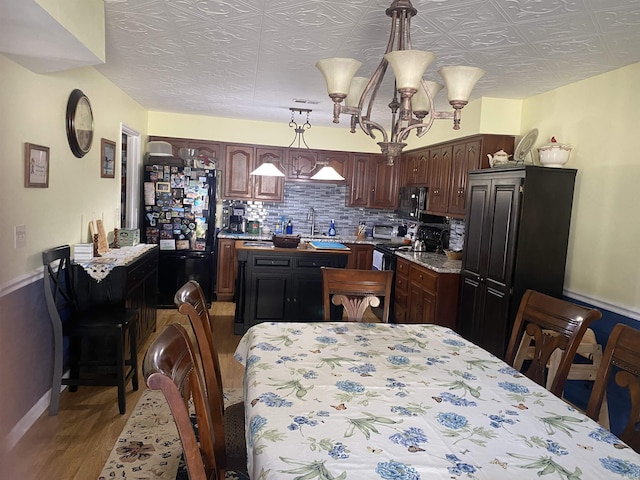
[457,166,577,358]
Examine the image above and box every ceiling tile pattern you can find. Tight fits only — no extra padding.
[97,0,640,127]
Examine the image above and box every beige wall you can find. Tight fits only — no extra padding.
[521,63,640,312]
[0,55,147,287]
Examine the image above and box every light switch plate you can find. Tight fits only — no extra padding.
[15,224,26,248]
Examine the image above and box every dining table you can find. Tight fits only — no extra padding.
[234,322,640,480]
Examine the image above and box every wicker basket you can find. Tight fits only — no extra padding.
[445,250,463,260]
[272,234,301,248]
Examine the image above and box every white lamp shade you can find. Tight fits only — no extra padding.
[438,66,485,102]
[250,162,285,177]
[345,77,369,108]
[384,50,435,90]
[316,58,363,96]
[411,81,444,112]
[310,165,345,181]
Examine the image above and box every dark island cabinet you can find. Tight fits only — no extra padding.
[457,166,576,358]
[234,249,348,333]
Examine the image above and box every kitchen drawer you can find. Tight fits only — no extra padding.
[296,257,337,269]
[395,272,409,295]
[410,264,437,293]
[396,258,410,277]
[254,257,291,267]
[394,303,407,324]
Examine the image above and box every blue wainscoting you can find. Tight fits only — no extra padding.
[562,296,639,437]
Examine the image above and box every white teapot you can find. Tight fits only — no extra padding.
[487,149,512,167]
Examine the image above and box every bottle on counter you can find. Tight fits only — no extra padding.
[285,219,293,234]
[328,219,336,237]
[275,218,282,235]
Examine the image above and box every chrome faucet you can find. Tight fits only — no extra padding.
[307,207,315,236]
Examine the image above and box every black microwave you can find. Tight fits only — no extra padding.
[396,186,427,219]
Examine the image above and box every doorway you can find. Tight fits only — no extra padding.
[120,124,141,228]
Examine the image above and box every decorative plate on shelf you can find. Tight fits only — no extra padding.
[514,128,538,164]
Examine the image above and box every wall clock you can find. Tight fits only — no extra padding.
[66,89,94,158]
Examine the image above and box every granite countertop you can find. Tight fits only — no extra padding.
[395,250,462,274]
[217,231,379,245]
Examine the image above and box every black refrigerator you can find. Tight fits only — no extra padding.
[142,159,217,307]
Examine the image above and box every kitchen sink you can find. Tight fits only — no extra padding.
[242,241,274,248]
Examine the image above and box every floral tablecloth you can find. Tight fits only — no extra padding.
[75,244,157,282]
[234,322,640,480]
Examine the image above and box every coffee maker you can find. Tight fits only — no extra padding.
[228,205,246,233]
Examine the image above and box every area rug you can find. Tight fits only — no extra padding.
[98,388,245,479]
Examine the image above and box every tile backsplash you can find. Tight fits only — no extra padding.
[222,183,401,237]
[221,182,466,244]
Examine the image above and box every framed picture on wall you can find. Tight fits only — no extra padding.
[24,143,50,188]
[101,138,116,178]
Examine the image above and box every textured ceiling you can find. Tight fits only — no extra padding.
[23,1,640,127]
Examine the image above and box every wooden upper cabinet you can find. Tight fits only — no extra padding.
[254,147,285,201]
[318,150,350,183]
[404,148,429,185]
[448,138,481,217]
[427,144,452,214]
[348,154,398,209]
[370,156,399,209]
[224,144,284,201]
[348,154,372,207]
[187,140,222,168]
[284,149,318,181]
[224,144,253,199]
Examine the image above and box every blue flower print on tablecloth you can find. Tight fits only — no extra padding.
[437,412,468,429]
[389,427,428,449]
[599,456,640,478]
[388,355,410,366]
[445,454,478,477]
[590,426,629,447]
[376,460,420,480]
[349,363,376,376]
[336,380,364,393]
[253,342,281,351]
[443,338,467,348]
[426,356,446,366]
[327,325,349,334]
[438,412,497,446]
[488,413,516,429]
[315,336,338,345]
[392,344,421,353]
[287,414,319,433]
[498,365,522,377]
[246,354,260,367]
[257,392,292,408]
[438,391,477,407]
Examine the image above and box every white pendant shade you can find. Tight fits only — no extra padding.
[345,77,369,108]
[411,81,444,112]
[438,66,485,102]
[384,50,435,90]
[250,162,285,177]
[315,58,363,96]
[310,165,345,181]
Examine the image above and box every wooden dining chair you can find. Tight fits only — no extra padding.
[144,323,227,480]
[586,323,640,452]
[505,289,602,397]
[42,245,138,415]
[321,267,393,322]
[174,280,246,470]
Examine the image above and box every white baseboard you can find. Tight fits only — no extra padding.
[563,288,640,321]
[5,382,67,452]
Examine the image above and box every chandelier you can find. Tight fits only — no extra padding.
[316,0,484,165]
[250,108,344,180]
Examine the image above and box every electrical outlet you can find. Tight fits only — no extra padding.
[15,224,26,248]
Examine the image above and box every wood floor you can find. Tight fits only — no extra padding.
[10,302,244,480]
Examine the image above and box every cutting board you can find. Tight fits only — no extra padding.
[308,241,349,250]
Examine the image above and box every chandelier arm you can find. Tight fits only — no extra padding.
[360,118,390,144]
[356,6,399,138]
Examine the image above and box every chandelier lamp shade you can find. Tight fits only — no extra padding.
[250,108,345,181]
[315,0,484,165]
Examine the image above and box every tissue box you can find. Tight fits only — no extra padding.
[74,243,94,262]
[116,228,140,246]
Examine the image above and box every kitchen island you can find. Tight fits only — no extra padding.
[234,240,350,333]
